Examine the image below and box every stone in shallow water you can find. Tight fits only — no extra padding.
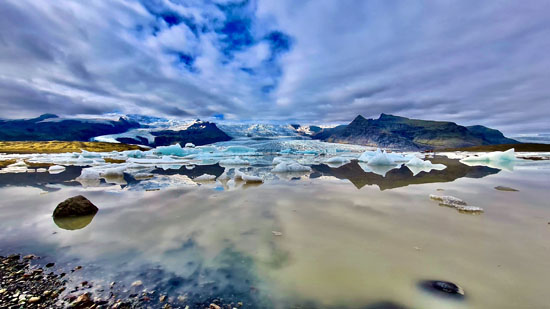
[418,280,465,300]
[494,186,519,192]
[53,195,98,218]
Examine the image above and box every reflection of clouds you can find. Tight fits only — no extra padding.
[460,160,515,172]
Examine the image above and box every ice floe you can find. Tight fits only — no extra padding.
[48,165,66,174]
[219,156,250,166]
[194,174,217,182]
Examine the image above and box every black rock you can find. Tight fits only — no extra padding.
[53,195,99,218]
[418,280,465,299]
[0,114,139,141]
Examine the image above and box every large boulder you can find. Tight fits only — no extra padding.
[53,195,98,218]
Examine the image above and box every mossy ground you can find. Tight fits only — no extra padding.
[0,141,146,154]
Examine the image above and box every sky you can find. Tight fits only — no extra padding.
[0,0,549,133]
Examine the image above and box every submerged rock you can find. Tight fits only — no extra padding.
[418,280,465,300]
[429,194,467,206]
[53,195,98,218]
[494,186,519,192]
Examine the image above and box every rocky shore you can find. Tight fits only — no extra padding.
[0,255,239,309]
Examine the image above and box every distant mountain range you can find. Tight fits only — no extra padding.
[0,114,139,142]
[310,114,518,150]
[0,113,519,150]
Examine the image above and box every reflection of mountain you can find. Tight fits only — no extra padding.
[311,156,500,190]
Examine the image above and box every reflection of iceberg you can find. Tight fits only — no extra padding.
[405,157,447,176]
[324,156,351,168]
[358,162,400,177]
[460,149,516,171]
[272,161,311,173]
[54,214,96,230]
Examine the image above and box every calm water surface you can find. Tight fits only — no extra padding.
[1,160,549,308]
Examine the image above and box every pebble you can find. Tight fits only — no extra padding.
[131,280,143,287]
[28,296,40,303]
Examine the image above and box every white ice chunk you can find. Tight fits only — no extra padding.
[152,143,198,157]
[99,165,126,177]
[219,156,250,166]
[242,174,263,183]
[366,150,396,166]
[80,150,102,158]
[48,165,66,174]
[461,149,516,163]
[185,143,196,148]
[194,174,217,181]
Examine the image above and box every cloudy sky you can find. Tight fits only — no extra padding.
[1,0,549,133]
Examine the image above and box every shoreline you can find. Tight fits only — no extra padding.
[0,254,239,309]
[0,141,146,154]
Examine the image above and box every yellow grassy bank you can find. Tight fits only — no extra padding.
[0,141,147,154]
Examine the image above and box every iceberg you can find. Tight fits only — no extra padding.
[242,174,263,183]
[460,149,516,171]
[2,161,28,173]
[48,165,66,174]
[152,143,198,157]
[272,161,311,173]
[99,165,126,177]
[223,146,257,154]
[80,150,102,158]
[194,174,217,182]
[219,156,250,166]
[185,143,196,148]
[461,148,516,163]
[366,150,396,166]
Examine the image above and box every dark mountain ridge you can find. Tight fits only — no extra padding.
[311,113,518,150]
[0,114,139,142]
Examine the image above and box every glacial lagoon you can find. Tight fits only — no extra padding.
[1,144,550,308]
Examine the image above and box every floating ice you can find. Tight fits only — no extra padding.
[217,168,231,181]
[99,165,126,177]
[461,148,516,163]
[241,174,263,183]
[366,150,396,166]
[1,161,27,173]
[185,143,196,148]
[123,150,147,158]
[80,150,102,158]
[152,144,198,157]
[48,165,66,174]
[223,146,257,154]
[460,149,516,171]
[272,161,311,173]
[194,174,217,182]
[219,156,250,166]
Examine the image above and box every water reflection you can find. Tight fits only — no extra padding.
[53,214,96,230]
[0,157,502,193]
[311,156,500,190]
